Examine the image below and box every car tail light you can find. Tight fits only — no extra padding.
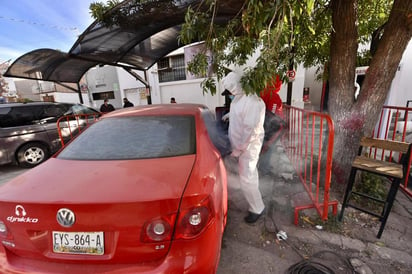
[175,196,215,240]
[141,214,175,243]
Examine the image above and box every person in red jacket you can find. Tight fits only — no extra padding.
[260,75,283,116]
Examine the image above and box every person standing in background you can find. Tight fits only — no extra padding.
[123,98,134,108]
[170,97,177,103]
[100,99,115,112]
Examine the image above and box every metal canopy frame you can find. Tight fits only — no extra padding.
[4,0,242,103]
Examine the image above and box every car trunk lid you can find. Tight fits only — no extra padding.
[0,156,195,264]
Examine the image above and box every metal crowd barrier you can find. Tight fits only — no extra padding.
[372,105,412,197]
[57,113,100,147]
[281,105,338,224]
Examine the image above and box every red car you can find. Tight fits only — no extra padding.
[0,104,228,273]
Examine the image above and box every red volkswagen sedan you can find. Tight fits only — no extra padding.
[0,104,228,273]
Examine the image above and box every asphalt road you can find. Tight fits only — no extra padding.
[0,164,27,185]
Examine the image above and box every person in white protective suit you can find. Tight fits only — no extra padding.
[222,71,266,223]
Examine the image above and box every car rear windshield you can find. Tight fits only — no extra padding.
[57,116,196,160]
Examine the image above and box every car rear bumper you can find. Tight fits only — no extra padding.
[0,221,223,274]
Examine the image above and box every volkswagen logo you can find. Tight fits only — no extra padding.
[56,208,75,227]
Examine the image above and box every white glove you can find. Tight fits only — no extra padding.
[222,112,230,122]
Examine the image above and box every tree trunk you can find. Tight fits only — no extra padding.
[328,0,412,187]
[328,0,360,186]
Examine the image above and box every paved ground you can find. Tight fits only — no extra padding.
[0,164,27,184]
[218,144,412,273]
[1,146,412,273]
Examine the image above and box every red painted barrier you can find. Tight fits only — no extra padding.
[372,105,412,197]
[281,105,338,224]
[57,113,100,147]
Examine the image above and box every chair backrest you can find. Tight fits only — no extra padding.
[359,137,412,174]
[360,137,410,154]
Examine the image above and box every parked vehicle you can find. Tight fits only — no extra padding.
[0,104,228,273]
[0,102,99,168]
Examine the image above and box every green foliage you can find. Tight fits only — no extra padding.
[200,78,217,95]
[355,172,386,200]
[357,0,393,44]
[186,53,207,77]
[357,49,372,67]
[179,0,332,94]
[353,172,387,214]
[88,0,393,95]
[89,1,120,25]
[179,0,321,94]
[179,0,393,94]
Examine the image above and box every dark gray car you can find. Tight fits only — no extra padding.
[0,102,99,168]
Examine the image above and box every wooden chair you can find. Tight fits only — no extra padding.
[338,137,412,238]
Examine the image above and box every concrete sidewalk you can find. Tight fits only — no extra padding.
[217,144,412,273]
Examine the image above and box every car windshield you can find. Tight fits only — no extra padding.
[68,104,99,115]
[57,115,196,160]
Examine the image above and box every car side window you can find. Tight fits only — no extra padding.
[0,107,13,127]
[40,105,67,123]
[0,106,43,128]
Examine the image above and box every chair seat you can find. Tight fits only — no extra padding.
[352,156,403,179]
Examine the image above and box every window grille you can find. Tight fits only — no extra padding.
[158,55,186,83]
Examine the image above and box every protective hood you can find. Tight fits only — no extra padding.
[222,72,245,96]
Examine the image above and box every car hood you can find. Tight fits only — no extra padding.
[0,156,196,203]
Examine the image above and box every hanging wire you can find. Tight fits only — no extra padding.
[0,16,79,33]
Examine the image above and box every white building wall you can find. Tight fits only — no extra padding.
[85,66,149,109]
[85,66,122,109]
[147,64,226,111]
[302,41,412,111]
[4,78,16,95]
[146,50,307,113]
[289,64,306,109]
[50,93,91,107]
[147,65,161,104]
[386,40,412,108]
[158,78,224,111]
[303,66,324,110]
[116,68,147,106]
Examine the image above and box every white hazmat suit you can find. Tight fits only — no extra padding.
[222,72,266,216]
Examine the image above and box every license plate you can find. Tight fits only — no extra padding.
[52,231,104,255]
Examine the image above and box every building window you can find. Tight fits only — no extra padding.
[92,91,115,100]
[158,55,186,83]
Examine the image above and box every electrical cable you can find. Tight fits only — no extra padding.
[264,200,356,274]
[0,16,79,33]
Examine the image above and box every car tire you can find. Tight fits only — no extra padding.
[17,143,49,168]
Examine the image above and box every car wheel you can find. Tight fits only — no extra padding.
[17,143,49,168]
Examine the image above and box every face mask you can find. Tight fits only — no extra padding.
[229,95,235,100]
